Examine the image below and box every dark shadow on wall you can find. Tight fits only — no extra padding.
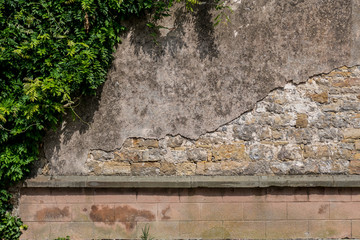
[128,1,219,61]
[31,85,104,177]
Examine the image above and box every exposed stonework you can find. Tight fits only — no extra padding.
[44,0,360,175]
[70,66,360,176]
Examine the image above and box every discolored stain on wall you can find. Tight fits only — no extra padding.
[115,205,155,230]
[161,205,171,220]
[89,204,155,230]
[89,205,115,224]
[318,204,328,214]
[35,207,70,222]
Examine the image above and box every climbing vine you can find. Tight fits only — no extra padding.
[0,0,228,238]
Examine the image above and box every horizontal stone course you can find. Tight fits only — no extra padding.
[24,175,360,188]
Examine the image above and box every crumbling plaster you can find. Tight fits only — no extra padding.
[44,0,360,175]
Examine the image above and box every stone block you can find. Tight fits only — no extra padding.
[179,189,223,203]
[71,204,93,222]
[159,162,176,175]
[200,203,242,221]
[309,220,351,238]
[223,188,266,202]
[158,203,200,221]
[22,222,49,240]
[220,161,248,175]
[97,161,131,175]
[330,202,360,219]
[131,162,160,176]
[52,188,94,204]
[351,188,360,201]
[93,222,137,240]
[20,204,71,222]
[350,161,360,174]
[243,202,286,220]
[311,91,328,103]
[308,188,352,202]
[186,148,208,162]
[266,187,308,202]
[344,128,360,139]
[114,150,142,162]
[87,204,115,223]
[233,125,255,141]
[179,221,226,239]
[90,150,114,161]
[49,222,94,240]
[195,162,222,175]
[223,221,266,239]
[137,189,179,203]
[266,220,309,239]
[355,140,360,150]
[136,221,180,240]
[114,203,157,223]
[287,202,329,220]
[167,135,185,148]
[176,162,196,176]
[352,220,360,238]
[93,188,137,203]
[20,188,55,204]
[211,144,247,161]
[142,149,164,162]
[296,113,308,128]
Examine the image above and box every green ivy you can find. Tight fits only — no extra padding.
[0,0,228,238]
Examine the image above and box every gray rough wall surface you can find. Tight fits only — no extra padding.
[45,0,360,175]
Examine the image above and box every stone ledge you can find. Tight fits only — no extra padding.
[23,175,360,188]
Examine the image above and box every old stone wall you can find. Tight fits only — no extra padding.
[19,186,360,239]
[43,0,360,175]
[72,67,360,176]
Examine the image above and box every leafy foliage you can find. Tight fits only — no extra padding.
[0,0,228,238]
[0,190,27,239]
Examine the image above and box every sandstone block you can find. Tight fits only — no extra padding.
[131,162,160,175]
[179,221,225,239]
[195,162,222,175]
[136,222,179,240]
[233,125,255,141]
[356,140,360,150]
[211,144,247,161]
[158,203,200,221]
[176,162,196,176]
[311,91,328,103]
[266,221,308,239]
[186,148,208,162]
[221,161,248,175]
[330,202,360,219]
[114,150,141,162]
[352,220,360,238]
[296,113,308,128]
[224,221,266,239]
[287,202,329,220]
[349,161,360,174]
[91,150,114,161]
[243,202,286,220]
[100,161,131,175]
[201,203,242,221]
[142,149,164,162]
[160,162,176,175]
[343,128,360,139]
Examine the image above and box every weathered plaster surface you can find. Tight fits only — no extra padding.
[45,0,360,175]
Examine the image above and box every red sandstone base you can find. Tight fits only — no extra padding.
[19,187,360,239]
